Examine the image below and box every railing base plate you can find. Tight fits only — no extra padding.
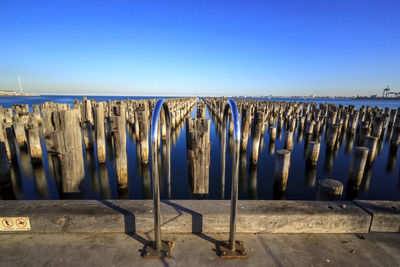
[142,240,174,259]
[216,240,247,259]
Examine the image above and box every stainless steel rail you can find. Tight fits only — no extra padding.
[143,98,173,258]
[219,99,243,254]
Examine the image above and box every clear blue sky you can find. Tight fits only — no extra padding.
[0,1,399,96]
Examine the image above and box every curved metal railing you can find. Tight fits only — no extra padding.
[146,98,172,257]
[146,98,243,257]
[220,99,242,251]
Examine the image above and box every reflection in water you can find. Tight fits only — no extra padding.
[338,132,346,148]
[323,150,334,173]
[259,136,265,152]
[228,132,235,155]
[345,187,359,201]
[332,140,340,158]
[398,170,400,191]
[99,164,111,199]
[248,164,258,199]
[361,166,372,192]
[385,126,392,143]
[239,151,247,195]
[273,182,286,200]
[268,141,275,155]
[0,162,16,199]
[345,134,354,154]
[161,141,171,199]
[135,140,142,177]
[386,147,398,173]
[297,127,303,143]
[141,163,151,199]
[2,98,400,201]
[119,189,129,199]
[10,163,22,197]
[86,150,100,196]
[33,166,49,198]
[19,151,33,179]
[304,166,317,187]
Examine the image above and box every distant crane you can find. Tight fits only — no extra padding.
[382,85,400,98]
[17,74,23,94]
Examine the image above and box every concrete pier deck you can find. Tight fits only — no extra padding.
[0,232,399,266]
[1,200,398,266]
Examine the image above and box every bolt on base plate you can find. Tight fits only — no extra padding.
[142,241,174,259]
[216,240,247,259]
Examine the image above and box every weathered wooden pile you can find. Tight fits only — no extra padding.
[204,97,400,200]
[0,97,196,197]
[186,100,211,198]
[1,96,399,200]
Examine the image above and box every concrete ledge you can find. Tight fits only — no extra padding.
[0,200,372,233]
[354,200,400,232]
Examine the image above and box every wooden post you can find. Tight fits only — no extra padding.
[240,106,251,151]
[95,102,106,164]
[229,113,234,136]
[306,141,320,167]
[364,136,378,165]
[197,102,206,119]
[347,146,368,189]
[3,108,13,123]
[348,112,358,134]
[284,131,294,151]
[13,121,28,150]
[160,109,167,141]
[0,123,11,190]
[32,104,41,124]
[0,122,11,163]
[134,109,140,141]
[305,120,315,140]
[26,122,42,167]
[186,118,211,197]
[357,125,370,146]
[111,103,128,191]
[250,111,265,165]
[138,104,149,164]
[390,125,400,150]
[274,149,291,191]
[388,109,397,127]
[325,124,339,150]
[4,124,17,163]
[51,109,85,195]
[82,98,94,150]
[171,111,176,129]
[317,179,343,200]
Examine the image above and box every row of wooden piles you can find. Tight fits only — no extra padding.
[0,97,197,197]
[204,97,400,200]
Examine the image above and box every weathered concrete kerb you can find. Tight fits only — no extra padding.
[0,200,398,234]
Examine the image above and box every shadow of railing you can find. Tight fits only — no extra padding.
[97,199,149,252]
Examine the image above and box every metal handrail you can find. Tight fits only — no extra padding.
[144,98,172,258]
[220,99,241,251]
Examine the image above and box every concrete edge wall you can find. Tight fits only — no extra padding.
[0,200,398,234]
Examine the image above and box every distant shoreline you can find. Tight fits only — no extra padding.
[0,94,40,97]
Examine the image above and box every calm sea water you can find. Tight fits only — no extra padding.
[1,95,399,200]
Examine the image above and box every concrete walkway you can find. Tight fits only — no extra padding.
[0,233,399,266]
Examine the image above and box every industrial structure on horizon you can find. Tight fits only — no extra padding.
[382,85,400,98]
